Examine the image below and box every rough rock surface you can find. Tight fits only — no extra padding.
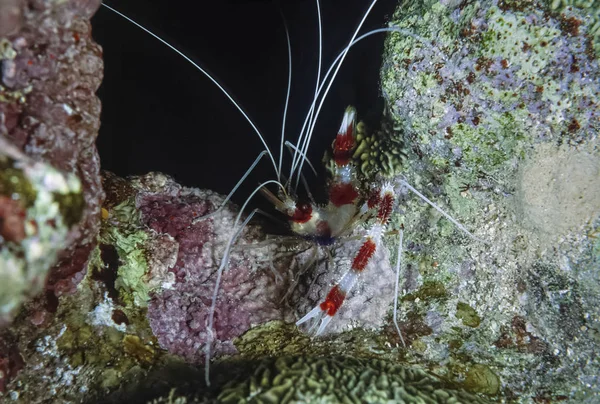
[0,0,104,394]
[377,0,599,401]
[0,139,83,329]
[101,172,287,363]
[0,0,104,312]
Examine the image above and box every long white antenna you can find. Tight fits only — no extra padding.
[289,0,323,182]
[400,179,488,244]
[277,9,293,182]
[193,151,269,223]
[204,179,287,385]
[393,228,406,347]
[288,26,435,185]
[293,0,379,188]
[101,3,279,177]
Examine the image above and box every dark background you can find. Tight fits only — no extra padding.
[92,0,397,206]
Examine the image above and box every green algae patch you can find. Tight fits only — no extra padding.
[325,106,408,180]
[546,0,600,57]
[99,198,152,307]
[403,280,448,303]
[0,157,37,207]
[456,302,482,328]
[111,228,150,306]
[464,364,501,396]
[53,190,84,227]
[234,321,311,359]
[449,112,528,170]
[235,321,396,363]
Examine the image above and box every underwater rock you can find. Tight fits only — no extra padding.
[517,142,599,237]
[148,356,492,404]
[0,0,104,314]
[100,172,286,363]
[0,139,83,329]
[548,0,600,57]
[0,333,24,393]
[379,0,599,400]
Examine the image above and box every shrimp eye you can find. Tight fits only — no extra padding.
[290,202,312,223]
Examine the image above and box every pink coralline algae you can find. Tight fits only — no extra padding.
[133,173,284,363]
[0,0,105,312]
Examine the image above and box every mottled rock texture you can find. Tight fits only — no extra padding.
[0,0,104,314]
[0,0,104,395]
[0,140,83,329]
[101,172,286,363]
[377,0,599,401]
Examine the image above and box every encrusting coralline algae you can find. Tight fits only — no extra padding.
[377,0,600,400]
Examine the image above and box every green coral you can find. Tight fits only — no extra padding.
[219,356,491,404]
[149,356,492,404]
[352,105,407,178]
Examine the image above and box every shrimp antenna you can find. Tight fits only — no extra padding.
[100,3,279,179]
[393,228,406,347]
[288,0,322,186]
[193,151,268,223]
[399,179,489,244]
[204,179,287,385]
[277,6,293,184]
[291,0,379,188]
[290,24,445,189]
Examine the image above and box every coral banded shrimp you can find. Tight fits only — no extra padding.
[99,0,486,385]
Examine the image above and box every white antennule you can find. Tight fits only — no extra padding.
[393,228,406,347]
[289,0,323,186]
[100,3,279,179]
[204,179,287,386]
[399,179,489,245]
[289,24,442,189]
[292,0,379,190]
[277,7,293,184]
[193,151,268,224]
